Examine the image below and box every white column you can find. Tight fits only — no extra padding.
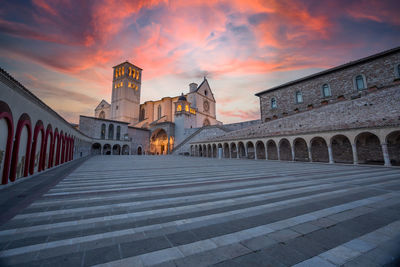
[308,146,312,162]
[265,146,269,160]
[352,143,358,165]
[381,143,391,167]
[291,145,295,161]
[254,148,258,160]
[218,147,223,159]
[236,145,239,159]
[328,145,334,164]
[245,146,248,158]
[277,147,281,161]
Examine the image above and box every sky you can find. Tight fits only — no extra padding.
[0,0,400,124]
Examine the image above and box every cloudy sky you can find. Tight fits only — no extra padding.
[1,0,400,124]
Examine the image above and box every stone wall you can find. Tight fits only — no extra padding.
[128,127,150,154]
[258,48,400,122]
[203,84,400,142]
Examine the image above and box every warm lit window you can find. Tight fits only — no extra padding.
[355,75,366,90]
[114,84,117,88]
[129,67,131,76]
[295,91,303,103]
[271,98,277,109]
[135,85,138,91]
[118,68,121,76]
[185,105,189,112]
[322,84,331,97]
[122,66,124,75]
[132,69,136,78]
[128,82,131,88]
[177,105,182,111]
[136,71,139,80]
[115,70,118,78]
[190,108,196,114]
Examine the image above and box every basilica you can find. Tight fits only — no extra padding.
[84,61,221,155]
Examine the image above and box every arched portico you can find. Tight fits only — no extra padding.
[112,144,121,155]
[256,141,266,160]
[293,138,309,161]
[386,131,400,166]
[279,139,291,161]
[310,137,329,162]
[103,144,111,155]
[238,142,246,158]
[266,140,278,160]
[355,132,383,165]
[230,143,237,158]
[122,145,130,155]
[331,135,353,163]
[91,143,101,155]
[246,141,255,159]
[223,143,230,158]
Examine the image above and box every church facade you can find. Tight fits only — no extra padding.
[88,61,221,155]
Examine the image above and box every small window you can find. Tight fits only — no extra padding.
[116,126,121,140]
[355,75,366,90]
[157,105,162,119]
[204,90,208,96]
[108,124,114,139]
[295,91,303,103]
[322,84,331,97]
[271,98,277,109]
[101,124,106,139]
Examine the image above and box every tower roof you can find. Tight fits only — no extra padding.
[113,61,142,70]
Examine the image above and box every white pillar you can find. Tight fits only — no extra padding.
[352,143,358,165]
[277,147,281,161]
[218,147,223,159]
[291,145,295,161]
[328,145,334,164]
[265,146,269,160]
[254,148,258,160]
[308,146,312,162]
[381,143,391,167]
[236,146,239,159]
[245,146,248,158]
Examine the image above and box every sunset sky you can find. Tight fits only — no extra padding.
[1,0,400,124]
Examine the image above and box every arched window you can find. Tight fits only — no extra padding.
[140,108,145,121]
[322,84,331,97]
[177,104,182,112]
[271,98,277,109]
[99,111,105,119]
[355,75,366,90]
[101,124,106,139]
[295,91,303,103]
[108,124,114,139]
[157,105,162,119]
[116,126,121,140]
[203,119,210,126]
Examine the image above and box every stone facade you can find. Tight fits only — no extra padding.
[257,47,400,122]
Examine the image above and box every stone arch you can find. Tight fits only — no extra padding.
[293,138,309,161]
[202,144,207,157]
[355,132,383,165]
[223,143,230,158]
[122,145,129,155]
[212,144,217,157]
[60,132,65,164]
[112,144,121,155]
[0,101,14,185]
[137,146,143,155]
[203,118,210,127]
[238,142,246,158]
[190,145,193,156]
[207,144,212,157]
[266,140,278,160]
[256,141,266,159]
[150,129,169,155]
[91,143,101,155]
[53,129,59,166]
[386,131,400,166]
[103,144,111,155]
[230,143,237,158]
[310,137,329,162]
[10,113,32,181]
[199,145,203,157]
[43,124,53,170]
[29,120,45,175]
[331,135,353,163]
[279,139,291,161]
[246,141,255,159]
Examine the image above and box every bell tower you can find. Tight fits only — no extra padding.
[111,61,142,124]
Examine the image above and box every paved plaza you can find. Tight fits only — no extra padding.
[0,156,400,266]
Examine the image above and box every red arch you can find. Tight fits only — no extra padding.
[65,135,70,162]
[43,124,53,170]
[0,101,14,185]
[29,120,45,175]
[10,113,32,182]
[53,129,60,166]
[70,137,74,161]
[60,132,65,164]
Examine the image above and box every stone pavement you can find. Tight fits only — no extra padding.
[0,156,399,267]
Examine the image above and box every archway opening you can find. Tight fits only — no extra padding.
[279,139,291,161]
[230,143,237,158]
[202,145,206,157]
[294,138,309,161]
[138,146,142,155]
[246,142,255,159]
[267,140,278,160]
[150,129,169,155]
[91,143,101,155]
[356,132,383,165]
[103,144,111,155]
[212,144,217,158]
[223,143,230,158]
[122,145,129,155]
[331,135,353,163]
[256,141,266,159]
[387,131,400,166]
[311,137,329,162]
[199,145,203,157]
[207,144,212,157]
[238,142,245,158]
[112,144,121,155]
